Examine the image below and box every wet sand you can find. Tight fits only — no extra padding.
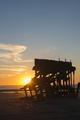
[0,92,80,120]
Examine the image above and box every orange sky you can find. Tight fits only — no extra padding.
[0,71,34,85]
[0,62,79,85]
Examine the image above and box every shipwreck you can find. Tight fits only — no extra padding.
[22,59,77,98]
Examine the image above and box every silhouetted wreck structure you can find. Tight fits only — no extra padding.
[22,59,76,98]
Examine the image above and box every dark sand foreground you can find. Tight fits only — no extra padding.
[0,92,80,120]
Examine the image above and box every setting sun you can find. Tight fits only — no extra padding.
[22,77,32,85]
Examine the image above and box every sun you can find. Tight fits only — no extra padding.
[23,77,32,85]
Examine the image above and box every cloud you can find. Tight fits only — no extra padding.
[0,65,27,72]
[0,43,33,63]
[0,43,27,62]
[0,43,33,77]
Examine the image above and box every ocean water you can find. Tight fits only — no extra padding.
[0,85,26,96]
[0,85,23,90]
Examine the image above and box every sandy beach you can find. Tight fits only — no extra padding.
[0,92,80,120]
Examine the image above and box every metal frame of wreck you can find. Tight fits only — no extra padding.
[22,59,76,98]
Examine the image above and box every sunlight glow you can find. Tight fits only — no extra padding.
[23,77,31,85]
